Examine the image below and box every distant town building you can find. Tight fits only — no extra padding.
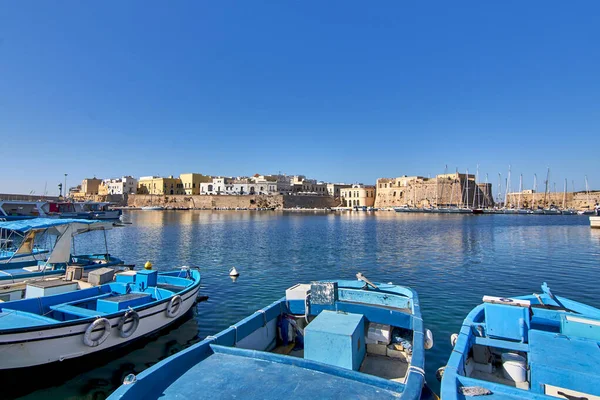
[138,176,184,195]
[80,178,103,195]
[180,173,212,195]
[103,176,138,195]
[327,183,352,198]
[340,184,376,207]
[290,175,328,195]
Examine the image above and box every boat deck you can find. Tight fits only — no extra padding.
[158,346,404,400]
[0,309,57,328]
[528,329,600,396]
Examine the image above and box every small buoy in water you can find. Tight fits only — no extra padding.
[144,261,153,270]
[229,267,239,277]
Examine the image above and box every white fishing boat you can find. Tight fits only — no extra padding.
[0,266,201,369]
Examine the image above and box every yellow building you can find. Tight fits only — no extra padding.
[340,184,376,208]
[80,178,103,195]
[137,176,184,195]
[180,173,212,195]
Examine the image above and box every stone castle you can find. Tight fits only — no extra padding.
[374,173,494,209]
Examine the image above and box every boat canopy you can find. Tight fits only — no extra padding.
[0,218,109,234]
[0,219,112,265]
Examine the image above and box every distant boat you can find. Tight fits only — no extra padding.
[0,201,45,221]
[543,207,561,215]
[591,216,600,228]
[578,209,595,215]
[441,282,600,399]
[393,205,412,213]
[141,206,165,211]
[109,277,433,400]
[0,267,201,369]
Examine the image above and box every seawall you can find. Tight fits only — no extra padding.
[127,194,337,210]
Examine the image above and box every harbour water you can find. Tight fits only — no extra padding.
[8,211,600,399]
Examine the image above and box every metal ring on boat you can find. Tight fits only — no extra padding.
[83,317,111,347]
[117,309,140,338]
[166,295,182,318]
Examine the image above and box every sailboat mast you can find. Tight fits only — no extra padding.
[473,165,479,209]
[517,174,523,210]
[465,168,469,209]
[497,173,502,207]
[544,167,550,207]
[585,175,590,205]
[484,173,489,208]
[504,166,510,208]
[533,174,537,209]
[563,179,567,209]
[435,174,439,207]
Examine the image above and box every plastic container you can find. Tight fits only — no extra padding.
[501,352,527,382]
[367,323,391,344]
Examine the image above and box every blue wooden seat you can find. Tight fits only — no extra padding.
[48,293,112,318]
[49,304,107,318]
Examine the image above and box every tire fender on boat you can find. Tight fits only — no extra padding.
[166,295,182,318]
[117,309,140,338]
[83,318,112,347]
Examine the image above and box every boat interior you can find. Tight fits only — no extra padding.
[0,270,198,328]
[450,288,600,399]
[120,280,427,399]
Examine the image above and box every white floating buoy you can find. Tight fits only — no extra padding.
[229,267,239,277]
[424,328,434,350]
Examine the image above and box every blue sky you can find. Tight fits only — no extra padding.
[1,1,598,195]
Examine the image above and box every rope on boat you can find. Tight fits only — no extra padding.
[205,335,218,343]
[408,365,425,377]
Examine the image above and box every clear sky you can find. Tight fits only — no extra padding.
[1,1,598,196]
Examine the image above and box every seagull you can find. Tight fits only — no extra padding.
[356,272,378,289]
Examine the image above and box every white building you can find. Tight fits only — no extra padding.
[103,176,138,195]
[327,183,352,198]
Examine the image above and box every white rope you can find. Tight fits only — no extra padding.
[408,366,425,376]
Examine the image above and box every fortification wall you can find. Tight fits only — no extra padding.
[127,194,335,210]
[505,191,600,209]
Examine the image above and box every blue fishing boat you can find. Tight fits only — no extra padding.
[441,283,600,399]
[110,275,435,400]
[0,219,123,283]
[0,266,201,369]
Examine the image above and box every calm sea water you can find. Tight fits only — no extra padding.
[8,211,600,399]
